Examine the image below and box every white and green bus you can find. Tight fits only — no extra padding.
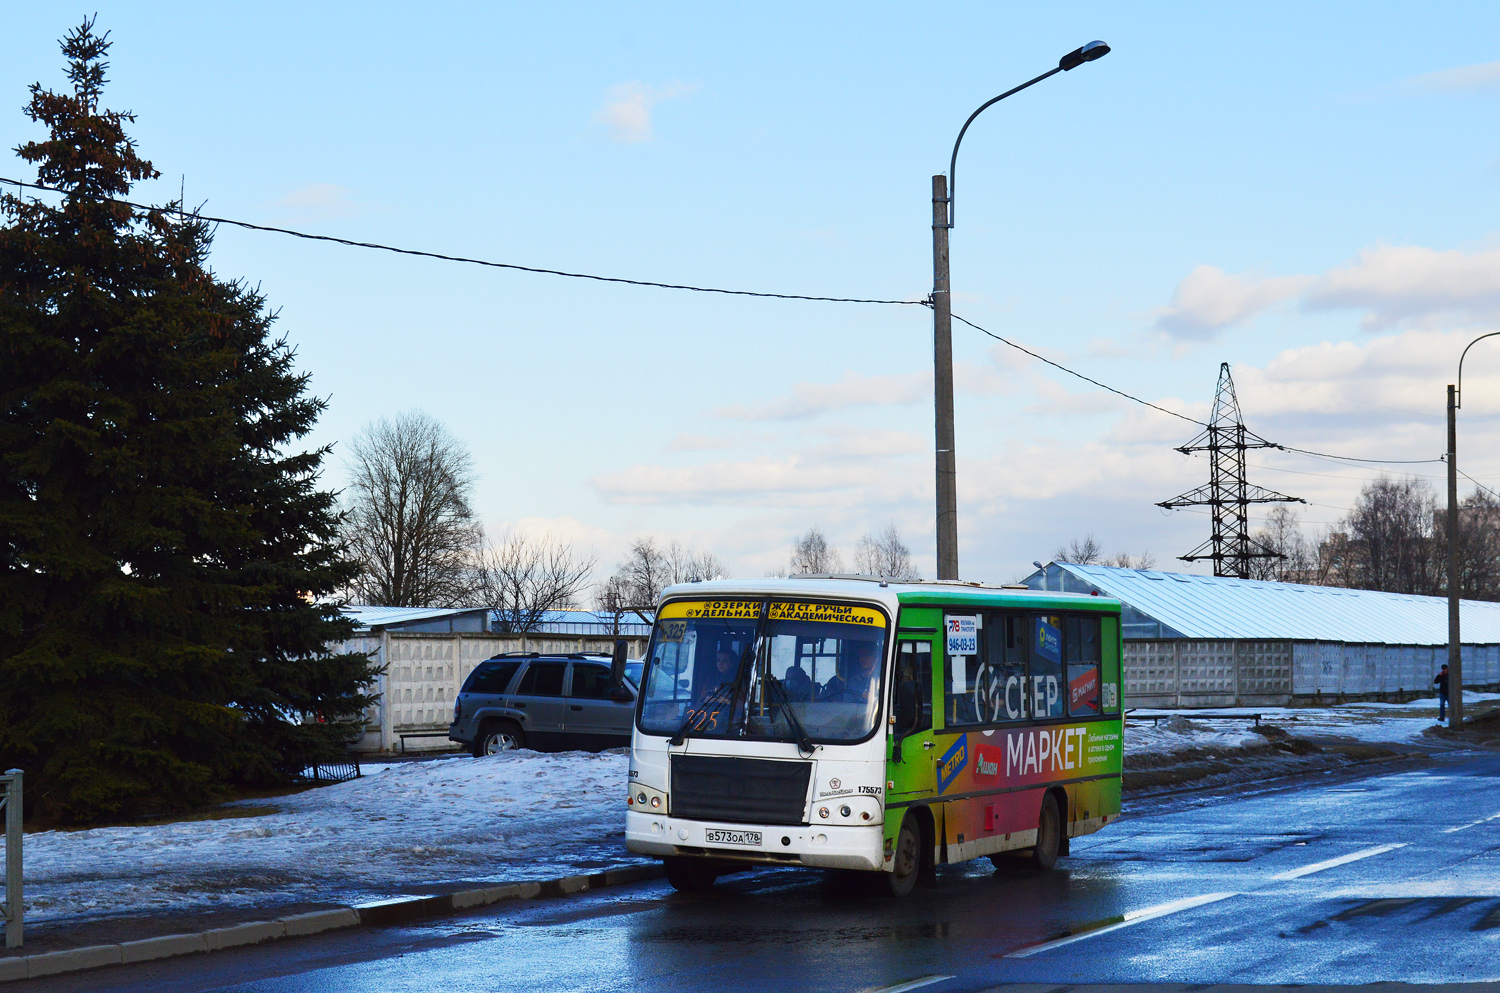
[625,577,1124,896]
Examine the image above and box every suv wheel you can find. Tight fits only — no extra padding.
[474,721,524,757]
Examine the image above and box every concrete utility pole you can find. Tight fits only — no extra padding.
[929,40,1110,581]
[931,174,958,581]
[1447,383,1463,730]
[1447,331,1500,729]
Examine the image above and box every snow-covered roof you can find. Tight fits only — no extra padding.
[342,606,490,630]
[1024,562,1500,645]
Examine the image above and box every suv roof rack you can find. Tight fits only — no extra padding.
[485,652,541,659]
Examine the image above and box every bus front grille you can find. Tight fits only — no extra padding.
[670,755,812,826]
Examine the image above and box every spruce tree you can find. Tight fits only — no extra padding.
[0,20,377,822]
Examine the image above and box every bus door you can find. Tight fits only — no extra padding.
[886,635,935,802]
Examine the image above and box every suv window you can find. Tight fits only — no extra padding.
[463,660,522,694]
[571,663,615,699]
[515,660,566,697]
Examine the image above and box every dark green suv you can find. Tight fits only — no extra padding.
[449,652,642,756]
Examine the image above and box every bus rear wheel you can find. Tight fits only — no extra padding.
[664,857,718,893]
[885,815,921,898]
[1031,792,1062,870]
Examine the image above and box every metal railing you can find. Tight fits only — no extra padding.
[1,769,20,948]
[301,761,361,784]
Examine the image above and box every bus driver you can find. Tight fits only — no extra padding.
[820,640,880,704]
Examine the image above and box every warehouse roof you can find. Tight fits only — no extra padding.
[341,606,651,636]
[1022,562,1500,645]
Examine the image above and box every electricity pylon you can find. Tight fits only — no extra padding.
[1157,362,1305,578]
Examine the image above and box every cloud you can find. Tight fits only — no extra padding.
[593,82,694,143]
[591,455,889,505]
[1153,265,1314,339]
[1401,60,1500,94]
[1305,243,1500,329]
[714,371,926,420]
[265,183,358,219]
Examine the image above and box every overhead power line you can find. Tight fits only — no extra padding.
[951,312,1446,467]
[0,175,926,307]
[950,313,1204,426]
[1458,468,1500,503]
[0,174,1455,470]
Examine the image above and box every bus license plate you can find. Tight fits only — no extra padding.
[705,828,761,847]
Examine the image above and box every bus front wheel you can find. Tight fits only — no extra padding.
[885,816,921,898]
[1031,793,1062,870]
[664,857,718,893]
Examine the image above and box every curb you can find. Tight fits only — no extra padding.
[0,863,665,984]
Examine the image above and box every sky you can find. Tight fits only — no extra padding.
[4,3,1500,589]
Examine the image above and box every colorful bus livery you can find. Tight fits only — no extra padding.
[625,577,1124,896]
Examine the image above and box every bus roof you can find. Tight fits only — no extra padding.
[657,576,1119,614]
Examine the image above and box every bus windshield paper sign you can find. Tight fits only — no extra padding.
[1034,618,1062,663]
[946,615,978,656]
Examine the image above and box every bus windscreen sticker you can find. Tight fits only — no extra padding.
[767,602,886,627]
[1034,618,1062,663]
[945,615,978,656]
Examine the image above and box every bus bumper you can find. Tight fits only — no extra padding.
[625,810,885,872]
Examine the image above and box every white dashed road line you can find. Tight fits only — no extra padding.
[859,976,954,993]
[1271,842,1409,880]
[1006,892,1238,958]
[1444,812,1500,834]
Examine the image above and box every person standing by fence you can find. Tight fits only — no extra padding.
[1433,664,1450,724]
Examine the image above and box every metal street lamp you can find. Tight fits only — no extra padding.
[930,41,1110,580]
[1445,330,1500,729]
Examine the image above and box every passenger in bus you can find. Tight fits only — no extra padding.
[820,641,880,704]
[781,662,814,701]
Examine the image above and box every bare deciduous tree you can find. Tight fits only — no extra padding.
[341,410,483,607]
[855,524,920,580]
[1248,505,1313,583]
[1104,550,1156,570]
[790,527,843,575]
[1334,476,1440,595]
[476,532,596,633]
[1052,534,1102,565]
[602,537,727,610]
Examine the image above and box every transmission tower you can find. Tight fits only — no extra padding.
[1157,362,1306,578]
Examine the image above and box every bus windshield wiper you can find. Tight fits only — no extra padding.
[764,674,814,755]
[668,679,736,746]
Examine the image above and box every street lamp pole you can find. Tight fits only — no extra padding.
[1447,330,1500,729]
[931,41,1110,580]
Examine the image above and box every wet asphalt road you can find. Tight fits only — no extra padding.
[25,748,1500,992]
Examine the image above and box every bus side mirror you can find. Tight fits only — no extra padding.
[610,639,627,688]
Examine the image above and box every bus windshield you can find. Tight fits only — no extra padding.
[638,599,888,744]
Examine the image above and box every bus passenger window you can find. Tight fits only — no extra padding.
[1029,615,1066,719]
[1065,615,1102,717]
[945,613,1027,726]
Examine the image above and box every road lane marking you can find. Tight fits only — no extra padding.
[1271,842,1408,880]
[1005,892,1237,958]
[859,976,954,993]
[1444,812,1500,833]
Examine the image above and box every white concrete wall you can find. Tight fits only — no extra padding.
[337,631,650,753]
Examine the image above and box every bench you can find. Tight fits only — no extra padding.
[397,730,459,754]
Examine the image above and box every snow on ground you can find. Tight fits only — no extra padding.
[20,696,1494,925]
[1131,689,1500,749]
[22,749,634,924]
